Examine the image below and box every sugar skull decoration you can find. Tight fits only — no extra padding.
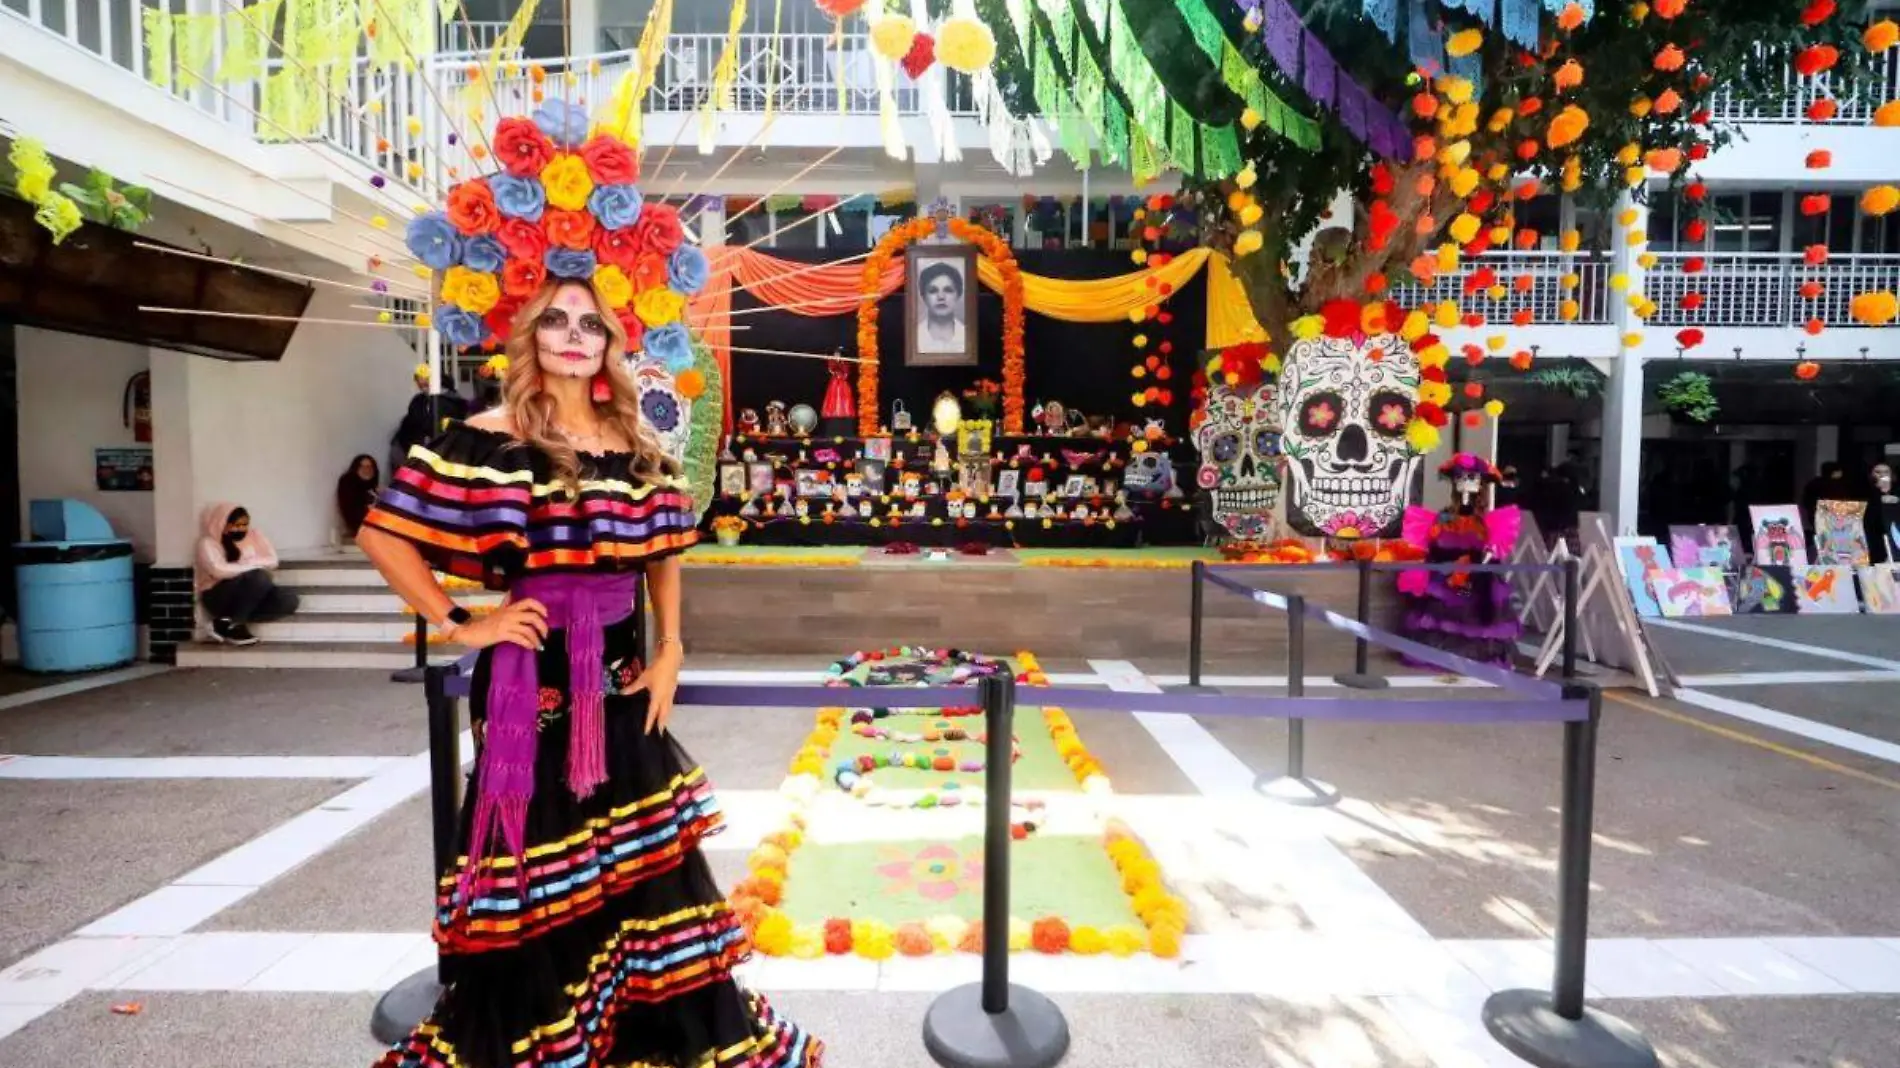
[629,359,689,461]
[1276,333,1422,538]
[1192,342,1283,541]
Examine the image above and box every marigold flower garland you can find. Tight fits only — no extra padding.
[857,216,1025,435]
[733,649,1187,959]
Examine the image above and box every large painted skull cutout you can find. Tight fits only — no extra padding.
[1192,380,1282,541]
[1276,334,1421,538]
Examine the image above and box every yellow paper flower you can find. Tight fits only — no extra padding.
[1851,290,1898,325]
[1637,252,1658,269]
[852,918,896,960]
[1406,419,1440,454]
[789,924,825,959]
[1102,925,1145,957]
[1239,203,1264,226]
[753,910,793,956]
[1420,381,1453,407]
[937,17,997,73]
[1447,28,1484,56]
[1233,229,1264,256]
[1560,229,1581,252]
[635,285,686,327]
[441,265,501,315]
[1241,107,1263,130]
[1290,314,1323,340]
[1609,272,1630,291]
[1561,272,1580,289]
[1485,399,1506,418]
[540,153,595,212]
[1862,185,1900,217]
[870,14,916,60]
[925,916,968,952]
[1486,334,1506,351]
[1434,300,1461,328]
[1559,300,1579,321]
[1007,917,1032,951]
[1441,77,1474,105]
[593,264,634,310]
[1436,244,1461,273]
[1070,926,1107,955]
[1621,331,1644,348]
[1449,167,1480,198]
[1401,309,1430,341]
[1236,164,1258,190]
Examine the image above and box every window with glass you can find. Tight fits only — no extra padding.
[1791,194,1856,252]
[1706,192,1781,253]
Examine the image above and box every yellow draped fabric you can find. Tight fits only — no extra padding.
[968,247,1265,349]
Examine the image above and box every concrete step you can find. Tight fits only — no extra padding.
[291,587,503,614]
[174,640,455,670]
[249,613,420,643]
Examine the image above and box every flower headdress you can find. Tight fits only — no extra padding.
[404,100,709,372]
[1436,453,1501,483]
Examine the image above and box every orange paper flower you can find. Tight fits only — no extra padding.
[1654,45,1686,72]
[1547,105,1589,148]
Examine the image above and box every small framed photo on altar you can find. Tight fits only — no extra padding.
[858,459,887,495]
[862,437,893,462]
[746,463,776,497]
[905,244,978,367]
[1059,475,1089,498]
[995,469,1020,500]
[718,463,746,498]
[794,469,829,498]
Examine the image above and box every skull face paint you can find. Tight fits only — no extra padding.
[1192,379,1282,540]
[1275,335,1422,537]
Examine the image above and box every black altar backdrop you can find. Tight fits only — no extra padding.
[724,249,1210,433]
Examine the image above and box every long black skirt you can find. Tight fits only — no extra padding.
[375,616,822,1068]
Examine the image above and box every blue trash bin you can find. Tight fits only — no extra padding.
[14,500,137,673]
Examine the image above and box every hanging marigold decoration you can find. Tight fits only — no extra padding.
[857,216,1025,435]
[1794,361,1822,380]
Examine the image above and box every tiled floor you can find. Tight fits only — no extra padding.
[6,626,1900,1067]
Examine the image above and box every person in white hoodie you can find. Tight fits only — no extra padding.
[195,502,298,645]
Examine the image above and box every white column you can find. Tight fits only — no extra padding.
[700,199,726,247]
[1547,424,1570,470]
[1598,192,1647,535]
[568,0,601,54]
[149,349,198,568]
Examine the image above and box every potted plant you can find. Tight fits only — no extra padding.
[710,515,747,547]
[1656,371,1719,423]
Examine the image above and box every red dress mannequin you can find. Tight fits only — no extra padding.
[821,352,855,422]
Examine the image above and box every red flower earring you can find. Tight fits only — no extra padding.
[591,370,612,404]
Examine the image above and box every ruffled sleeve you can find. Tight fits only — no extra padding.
[362,424,532,587]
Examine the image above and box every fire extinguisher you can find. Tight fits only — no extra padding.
[123,371,151,444]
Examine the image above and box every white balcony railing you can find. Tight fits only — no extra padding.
[1386,252,1615,325]
[647,32,980,117]
[1644,251,1900,327]
[1706,46,1900,124]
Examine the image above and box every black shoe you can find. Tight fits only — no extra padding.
[211,620,260,646]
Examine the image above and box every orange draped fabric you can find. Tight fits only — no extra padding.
[685,248,905,431]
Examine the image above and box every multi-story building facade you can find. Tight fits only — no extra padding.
[3,0,1897,657]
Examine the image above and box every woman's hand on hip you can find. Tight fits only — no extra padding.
[630,644,683,734]
[450,599,549,651]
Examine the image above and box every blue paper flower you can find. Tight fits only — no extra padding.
[666,245,710,296]
[643,321,692,367]
[544,247,598,280]
[436,306,488,348]
[405,211,462,271]
[461,234,507,274]
[588,183,644,231]
[532,99,590,149]
[489,174,546,222]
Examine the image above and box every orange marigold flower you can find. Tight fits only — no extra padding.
[1656,0,1687,18]
[1030,917,1072,954]
[1553,59,1584,91]
[1546,105,1589,148]
[1795,361,1821,380]
[1654,45,1686,72]
[1557,1,1585,30]
[1866,19,1899,52]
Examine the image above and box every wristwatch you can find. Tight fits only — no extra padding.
[440,606,473,637]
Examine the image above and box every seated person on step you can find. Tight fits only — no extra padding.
[196,503,299,646]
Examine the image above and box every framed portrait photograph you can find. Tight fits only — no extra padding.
[746,462,776,497]
[794,469,829,498]
[717,463,746,497]
[1059,475,1089,498]
[905,244,979,367]
[862,437,893,462]
[995,469,1021,500]
[858,459,887,495]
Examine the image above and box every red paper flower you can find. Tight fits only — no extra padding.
[901,32,936,79]
[579,135,639,185]
[1795,360,1821,380]
[1654,45,1686,72]
[593,225,642,271]
[483,300,520,341]
[1806,150,1832,169]
[1804,243,1829,265]
[493,117,555,178]
[1676,328,1705,349]
[822,918,853,955]
[1683,219,1708,241]
[445,178,501,236]
[1684,257,1706,274]
[1800,195,1830,217]
[1320,298,1363,337]
[1680,292,1705,311]
[1463,411,1483,429]
[1807,99,1839,121]
[501,257,547,300]
[1806,317,1826,335]
[1684,181,1708,202]
[1794,45,1839,77]
[1417,401,1448,427]
[544,208,597,251]
[1801,0,1836,26]
[1799,280,1824,299]
[631,250,668,291]
[632,201,685,255]
[615,305,646,350]
[1370,162,1395,196]
[497,217,550,263]
[1688,142,1710,160]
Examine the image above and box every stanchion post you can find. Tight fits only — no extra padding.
[1480,686,1658,1068]
[1186,560,1206,690]
[371,663,461,1042]
[392,615,429,683]
[922,673,1070,1068]
[1257,594,1338,807]
[1333,556,1389,690]
[1561,556,1581,682]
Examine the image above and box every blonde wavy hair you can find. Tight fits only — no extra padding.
[501,279,676,494]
